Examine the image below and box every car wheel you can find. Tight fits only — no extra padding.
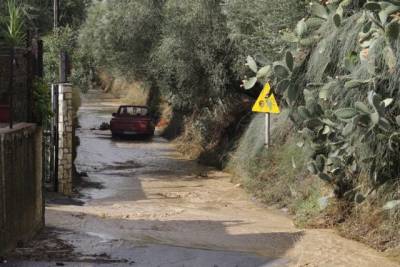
[111,132,118,139]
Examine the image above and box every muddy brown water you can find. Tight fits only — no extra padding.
[3,91,399,267]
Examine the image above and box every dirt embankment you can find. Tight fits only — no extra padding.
[166,94,253,168]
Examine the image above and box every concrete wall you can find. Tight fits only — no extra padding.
[0,123,43,255]
[57,84,73,195]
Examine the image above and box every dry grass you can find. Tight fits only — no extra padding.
[174,114,205,159]
[227,111,324,221]
[335,181,400,252]
[174,94,252,165]
[97,70,150,106]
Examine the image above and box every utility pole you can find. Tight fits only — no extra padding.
[54,0,59,29]
[54,0,68,83]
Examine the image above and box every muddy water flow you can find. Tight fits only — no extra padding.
[4,91,398,267]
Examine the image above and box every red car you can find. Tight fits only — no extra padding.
[110,106,155,138]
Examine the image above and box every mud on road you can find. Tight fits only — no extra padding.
[3,91,398,267]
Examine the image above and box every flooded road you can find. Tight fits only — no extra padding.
[4,91,399,267]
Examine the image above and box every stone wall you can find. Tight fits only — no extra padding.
[0,123,43,255]
[57,84,73,195]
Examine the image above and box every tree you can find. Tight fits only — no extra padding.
[78,0,163,79]
[225,0,305,75]
[150,0,236,111]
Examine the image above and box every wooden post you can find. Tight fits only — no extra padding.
[265,113,271,148]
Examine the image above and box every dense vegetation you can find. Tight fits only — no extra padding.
[77,0,304,157]
[252,0,400,204]
[78,0,304,106]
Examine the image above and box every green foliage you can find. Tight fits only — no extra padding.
[42,26,94,91]
[294,186,322,227]
[33,78,52,125]
[150,0,235,110]
[0,0,89,34]
[78,0,162,79]
[225,0,305,75]
[77,0,307,112]
[79,0,242,111]
[42,26,76,84]
[1,0,25,47]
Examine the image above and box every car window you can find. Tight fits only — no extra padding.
[119,107,148,116]
[139,108,148,116]
[120,107,128,115]
[120,107,133,116]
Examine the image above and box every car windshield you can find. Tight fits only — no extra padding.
[119,107,148,116]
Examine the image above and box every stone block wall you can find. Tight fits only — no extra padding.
[57,84,73,195]
[0,124,43,255]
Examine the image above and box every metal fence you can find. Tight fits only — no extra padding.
[43,84,59,191]
[0,36,43,123]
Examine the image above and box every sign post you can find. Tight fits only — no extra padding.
[252,83,280,149]
[265,113,271,148]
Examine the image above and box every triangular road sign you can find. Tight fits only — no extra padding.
[252,83,280,114]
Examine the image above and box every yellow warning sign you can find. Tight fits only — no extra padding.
[252,83,280,113]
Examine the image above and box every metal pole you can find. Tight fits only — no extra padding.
[54,0,59,29]
[8,48,15,129]
[53,0,63,83]
[265,113,271,148]
[52,84,59,192]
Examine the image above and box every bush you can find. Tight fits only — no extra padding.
[33,78,52,126]
[228,112,320,216]
[42,26,76,84]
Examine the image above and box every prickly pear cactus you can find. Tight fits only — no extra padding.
[242,0,400,203]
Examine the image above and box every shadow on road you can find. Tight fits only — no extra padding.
[5,208,304,266]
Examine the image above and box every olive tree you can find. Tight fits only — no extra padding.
[150,0,236,111]
[78,0,163,79]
